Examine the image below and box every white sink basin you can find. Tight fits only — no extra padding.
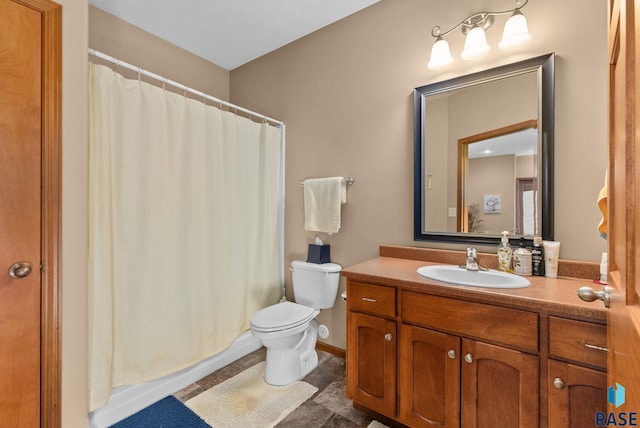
[417,265,531,289]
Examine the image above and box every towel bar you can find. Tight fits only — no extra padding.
[299,177,354,185]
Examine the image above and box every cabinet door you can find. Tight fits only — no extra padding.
[548,359,606,428]
[399,324,461,428]
[346,310,396,417]
[461,339,539,428]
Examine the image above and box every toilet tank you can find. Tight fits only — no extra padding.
[291,260,342,309]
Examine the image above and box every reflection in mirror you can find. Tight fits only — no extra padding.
[458,120,538,236]
[414,53,554,246]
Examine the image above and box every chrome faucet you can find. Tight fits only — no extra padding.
[463,247,488,271]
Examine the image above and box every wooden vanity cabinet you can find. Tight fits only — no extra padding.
[399,324,461,427]
[346,278,606,427]
[547,317,607,428]
[346,281,397,418]
[400,292,539,428]
[347,280,540,427]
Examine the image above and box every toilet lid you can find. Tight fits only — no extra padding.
[250,301,318,332]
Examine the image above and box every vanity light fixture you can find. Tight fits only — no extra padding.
[427,0,532,70]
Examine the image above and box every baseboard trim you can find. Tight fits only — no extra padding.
[316,341,345,359]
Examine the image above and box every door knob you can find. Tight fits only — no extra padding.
[447,349,456,359]
[578,286,611,308]
[8,261,32,279]
[464,353,473,363]
[385,333,393,341]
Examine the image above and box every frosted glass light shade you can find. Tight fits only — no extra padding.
[427,37,453,69]
[461,27,490,60]
[498,11,532,50]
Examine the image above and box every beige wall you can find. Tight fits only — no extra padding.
[230,0,608,349]
[59,0,88,426]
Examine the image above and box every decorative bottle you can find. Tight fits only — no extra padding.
[599,252,608,284]
[497,231,513,272]
[531,237,545,276]
[513,239,532,276]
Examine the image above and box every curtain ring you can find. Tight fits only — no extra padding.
[137,68,142,83]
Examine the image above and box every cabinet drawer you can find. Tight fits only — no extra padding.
[549,316,607,369]
[347,281,396,318]
[402,291,538,352]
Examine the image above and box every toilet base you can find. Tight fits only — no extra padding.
[263,320,319,386]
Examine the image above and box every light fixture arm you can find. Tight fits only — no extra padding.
[430,0,528,38]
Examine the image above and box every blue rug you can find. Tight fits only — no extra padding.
[111,396,211,428]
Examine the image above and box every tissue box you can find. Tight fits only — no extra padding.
[307,244,331,264]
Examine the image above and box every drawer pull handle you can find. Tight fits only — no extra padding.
[361,297,377,303]
[447,350,456,359]
[581,341,609,352]
[385,333,393,341]
[554,378,566,389]
[464,353,473,364]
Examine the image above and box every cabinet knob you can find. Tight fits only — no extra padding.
[464,353,473,363]
[447,349,456,359]
[553,378,566,389]
[385,333,392,341]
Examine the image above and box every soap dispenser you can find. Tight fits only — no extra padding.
[513,239,532,276]
[497,231,513,272]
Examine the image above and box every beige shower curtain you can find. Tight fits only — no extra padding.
[88,63,283,411]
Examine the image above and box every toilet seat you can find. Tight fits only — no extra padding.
[250,301,319,333]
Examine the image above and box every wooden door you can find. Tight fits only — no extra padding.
[607,0,640,412]
[460,339,539,428]
[346,310,396,418]
[399,324,460,428]
[547,359,607,428]
[0,0,61,426]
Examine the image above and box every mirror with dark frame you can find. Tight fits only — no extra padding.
[414,53,554,246]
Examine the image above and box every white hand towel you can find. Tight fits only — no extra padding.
[303,177,346,234]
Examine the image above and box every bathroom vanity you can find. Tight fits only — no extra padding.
[343,245,607,428]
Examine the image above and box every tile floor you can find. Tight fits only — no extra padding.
[174,348,400,427]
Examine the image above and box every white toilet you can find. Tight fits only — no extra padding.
[250,260,341,386]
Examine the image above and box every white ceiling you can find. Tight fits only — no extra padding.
[89,0,380,71]
[468,127,538,159]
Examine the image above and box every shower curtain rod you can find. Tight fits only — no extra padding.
[88,49,284,126]
[89,48,287,301]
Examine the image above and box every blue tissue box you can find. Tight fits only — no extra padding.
[307,244,331,264]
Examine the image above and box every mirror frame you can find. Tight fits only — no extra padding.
[413,53,554,245]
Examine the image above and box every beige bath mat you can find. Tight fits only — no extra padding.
[185,361,317,427]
